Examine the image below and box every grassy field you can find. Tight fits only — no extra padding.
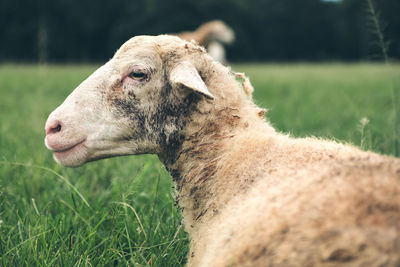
[0,63,399,266]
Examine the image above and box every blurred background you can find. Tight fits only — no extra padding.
[1,0,399,63]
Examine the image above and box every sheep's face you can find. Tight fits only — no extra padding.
[45,35,214,167]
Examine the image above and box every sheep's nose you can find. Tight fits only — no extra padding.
[45,120,63,136]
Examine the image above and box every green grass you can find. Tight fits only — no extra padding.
[0,63,399,266]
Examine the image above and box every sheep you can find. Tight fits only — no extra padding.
[175,20,235,64]
[44,35,400,267]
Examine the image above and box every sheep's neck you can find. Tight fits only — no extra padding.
[159,105,246,226]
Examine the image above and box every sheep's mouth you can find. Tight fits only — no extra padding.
[52,139,86,153]
[52,139,88,166]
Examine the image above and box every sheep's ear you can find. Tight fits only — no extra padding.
[170,61,214,100]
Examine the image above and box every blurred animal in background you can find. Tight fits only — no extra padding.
[175,20,235,64]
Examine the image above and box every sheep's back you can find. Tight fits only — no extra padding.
[197,142,400,267]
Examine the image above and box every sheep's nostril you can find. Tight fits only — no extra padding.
[52,124,62,133]
[46,121,63,135]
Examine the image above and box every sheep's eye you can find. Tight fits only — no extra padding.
[128,71,147,81]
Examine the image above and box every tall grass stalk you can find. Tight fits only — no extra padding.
[366,0,399,156]
[359,117,371,150]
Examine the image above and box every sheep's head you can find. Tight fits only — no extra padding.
[206,20,235,45]
[45,35,215,167]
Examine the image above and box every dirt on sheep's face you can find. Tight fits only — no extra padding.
[44,35,215,167]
